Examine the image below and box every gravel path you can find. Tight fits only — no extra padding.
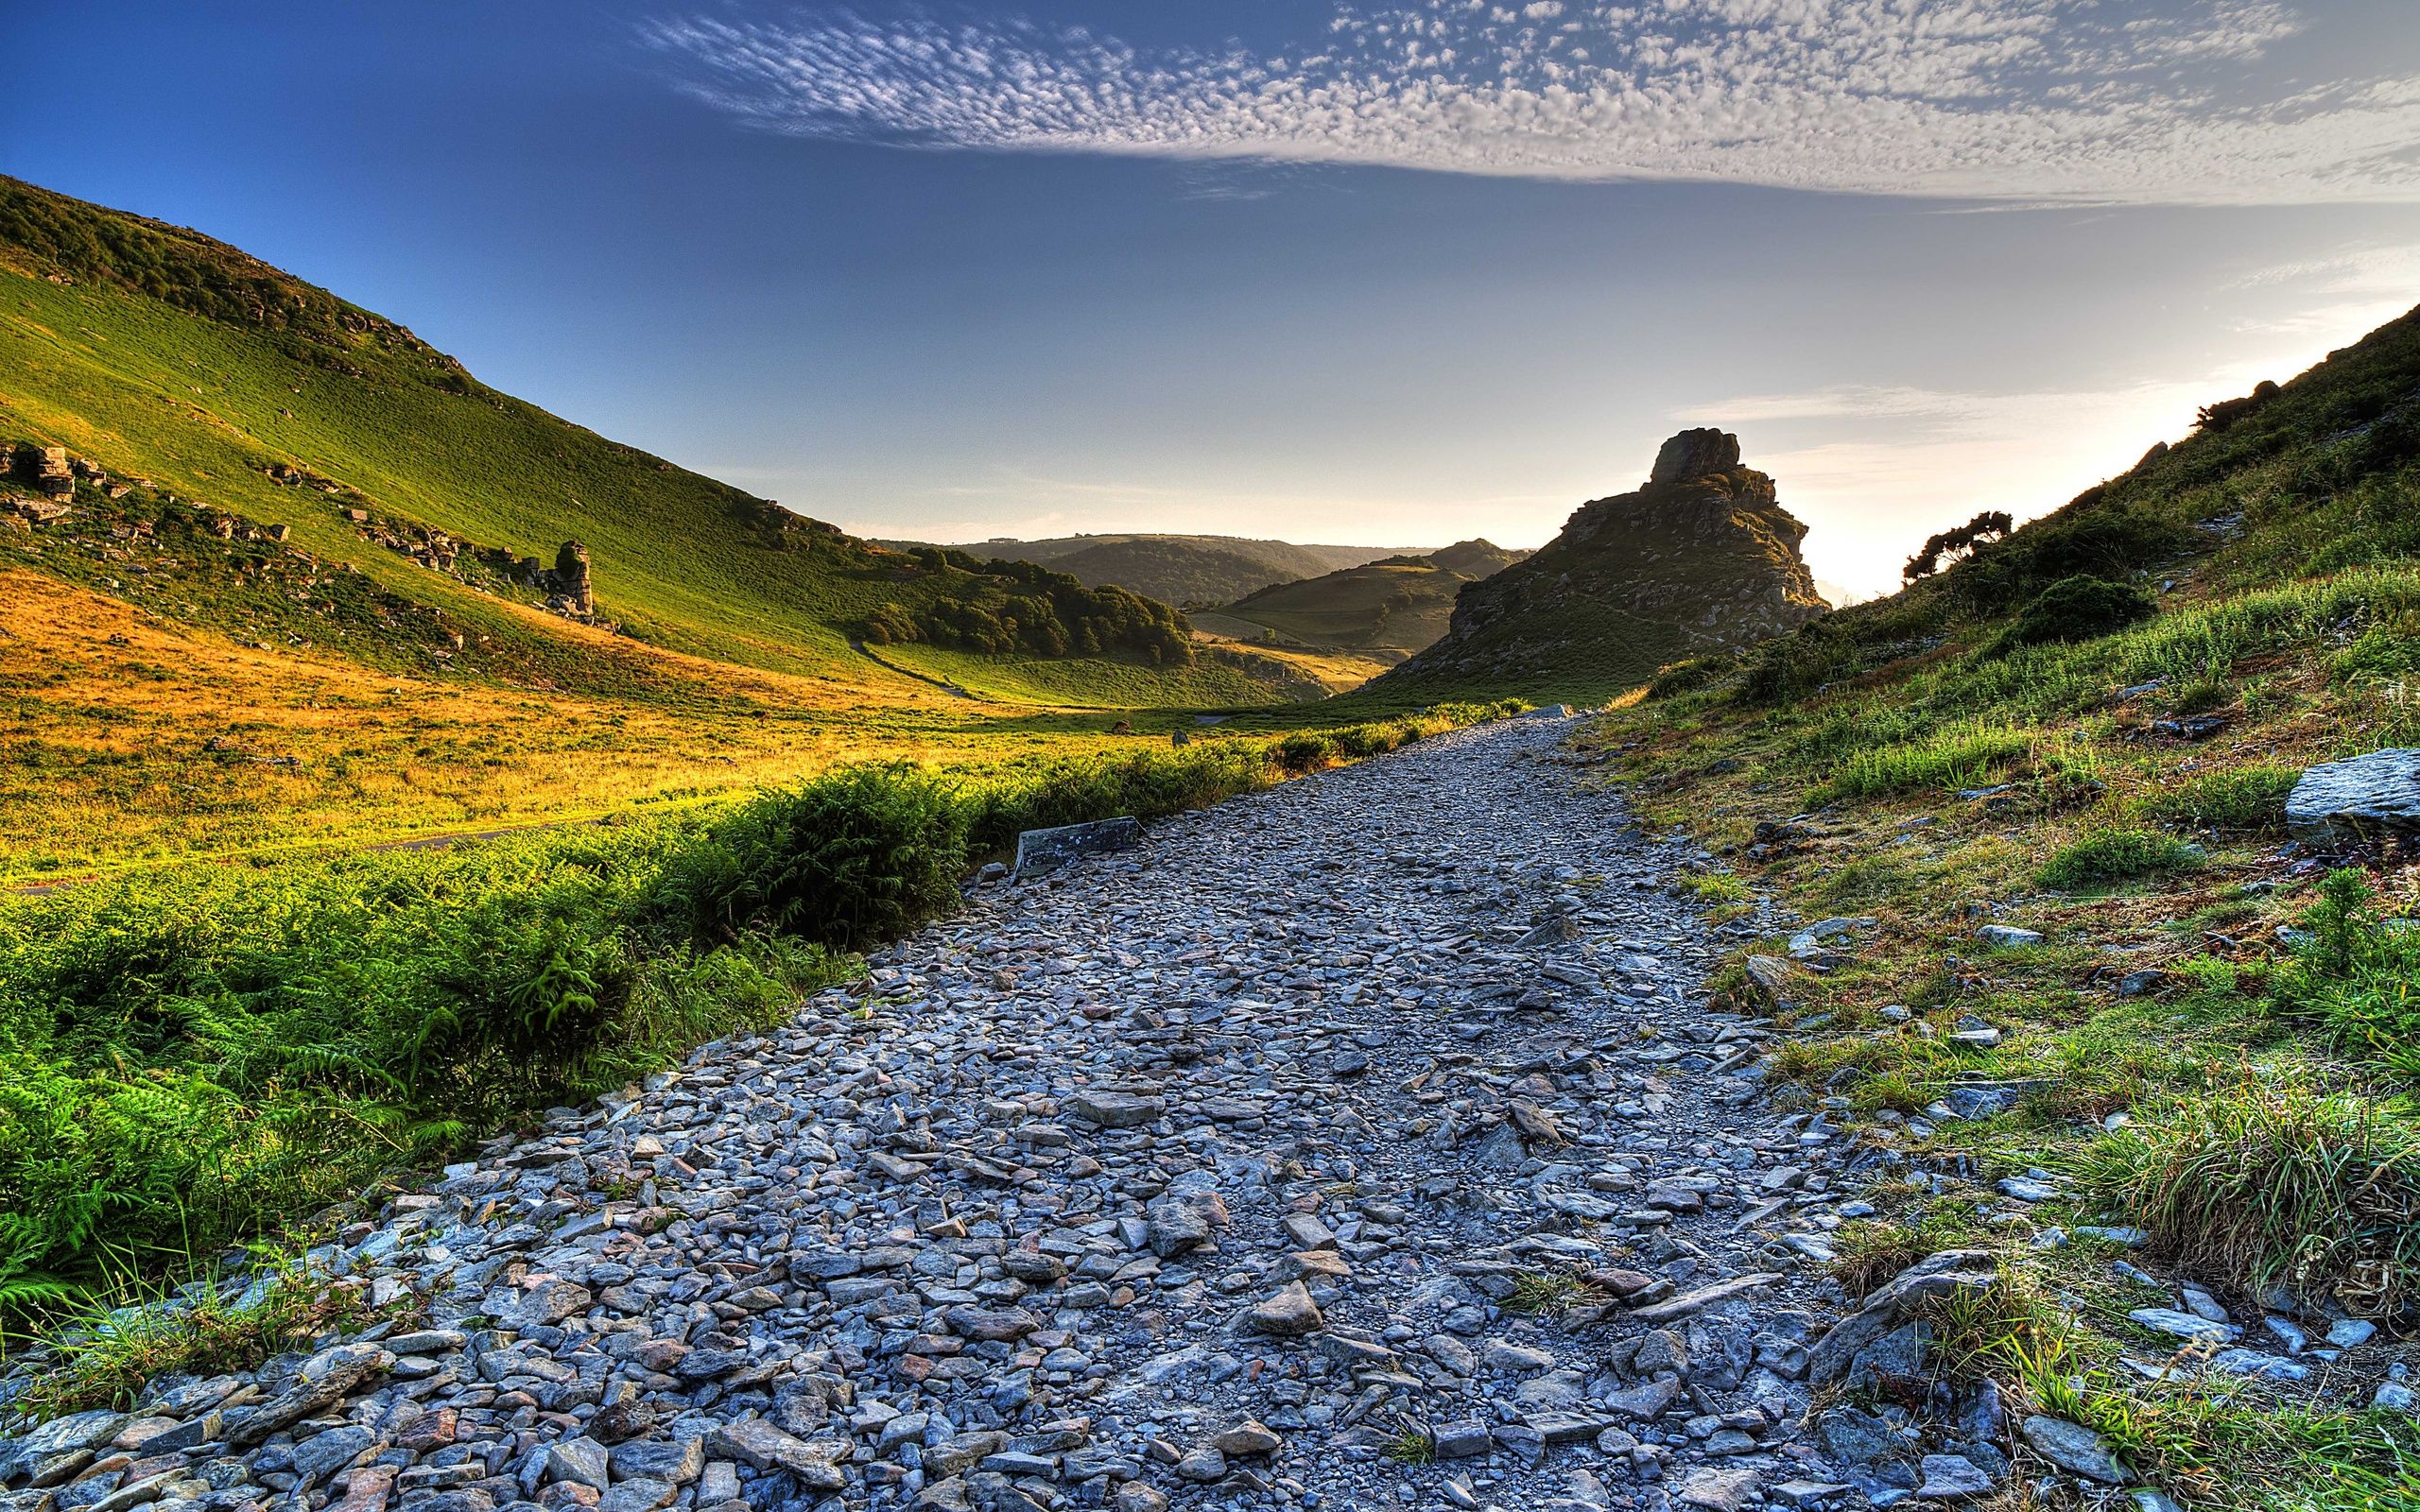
[2,715,1924,1512]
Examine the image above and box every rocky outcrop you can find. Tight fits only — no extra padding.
[550,541,596,616]
[1382,430,1828,694]
[1649,428,1741,486]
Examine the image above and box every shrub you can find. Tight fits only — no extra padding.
[2272,870,2420,1076]
[1647,654,1735,700]
[1905,509,2014,584]
[1946,509,2195,615]
[663,765,969,950]
[2039,826,2204,890]
[1989,576,2158,655]
[2074,1077,2420,1316]
[1274,732,1336,773]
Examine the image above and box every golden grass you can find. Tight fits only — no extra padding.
[0,570,1166,880]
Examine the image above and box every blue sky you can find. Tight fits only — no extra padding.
[13,2,2420,593]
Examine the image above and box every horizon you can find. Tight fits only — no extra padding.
[11,1,2420,594]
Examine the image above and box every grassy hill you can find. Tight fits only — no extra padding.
[902,532,1422,608]
[0,176,1334,873]
[1582,309,2420,1506]
[1214,539,1527,661]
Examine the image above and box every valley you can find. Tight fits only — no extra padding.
[7,159,2420,1512]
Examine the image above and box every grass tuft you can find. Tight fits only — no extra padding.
[2039,826,2204,890]
[2073,1074,2420,1317]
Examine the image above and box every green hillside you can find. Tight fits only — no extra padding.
[907,532,1422,608]
[1216,539,1526,658]
[1581,307,2420,1505]
[0,176,1303,707]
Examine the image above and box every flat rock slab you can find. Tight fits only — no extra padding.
[2288,748,2420,843]
[1012,816,1141,878]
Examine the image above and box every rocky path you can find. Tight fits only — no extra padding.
[2,715,1959,1512]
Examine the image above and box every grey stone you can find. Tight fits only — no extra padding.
[1066,1090,1162,1128]
[1974,924,2044,948]
[290,1426,376,1485]
[1673,1467,1759,1512]
[607,1441,702,1486]
[1013,818,1141,879]
[1432,1420,1492,1459]
[2019,1416,2130,1485]
[223,1346,393,1448]
[1916,1454,1996,1498]
[2129,1307,2239,1343]
[2287,749,2420,843]
[542,1438,611,1491]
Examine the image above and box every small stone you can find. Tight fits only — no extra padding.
[2019,1416,2130,1486]
[1915,1454,1996,1499]
[1674,1467,1759,1512]
[1210,1423,1281,1457]
[1249,1282,1323,1336]
[1067,1090,1163,1128]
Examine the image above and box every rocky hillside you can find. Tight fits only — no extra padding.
[1209,540,1530,661]
[1380,430,1828,699]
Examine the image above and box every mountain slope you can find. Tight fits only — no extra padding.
[1212,539,1529,660]
[0,175,1306,711]
[1378,429,1828,700]
[914,533,1423,608]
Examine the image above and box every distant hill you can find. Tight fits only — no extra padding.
[0,174,1317,711]
[1211,539,1529,661]
[1377,430,1828,699]
[893,534,1425,609]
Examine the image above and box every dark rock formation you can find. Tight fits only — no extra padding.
[1650,428,1742,486]
[550,541,596,615]
[1381,429,1828,695]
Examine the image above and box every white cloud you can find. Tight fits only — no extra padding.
[640,1,2420,204]
[2229,242,2420,334]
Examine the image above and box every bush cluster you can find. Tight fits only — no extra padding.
[1987,575,2159,655]
[2037,825,2204,890]
[864,551,1191,662]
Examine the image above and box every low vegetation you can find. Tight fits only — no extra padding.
[0,700,1518,1332]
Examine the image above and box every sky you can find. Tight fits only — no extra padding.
[12,2,2420,594]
